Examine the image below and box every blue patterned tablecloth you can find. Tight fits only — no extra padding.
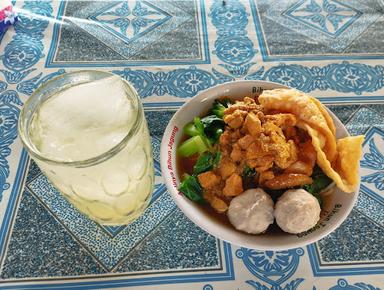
[0,0,383,289]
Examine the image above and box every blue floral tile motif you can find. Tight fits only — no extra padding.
[26,165,173,270]
[328,278,381,290]
[89,1,171,43]
[283,0,362,37]
[362,171,384,191]
[0,91,22,201]
[308,213,384,275]
[250,0,382,59]
[113,66,216,98]
[359,127,384,197]
[25,159,41,184]
[236,248,305,289]
[259,62,381,94]
[113,62,384,99]
[3,42,42,72]
[307,106,384,277]
[0,0,54,203]
[345,107,384,136]
[203,285,214,290]
[316,209,384,263]
[330,63,379,93]
[0,108,235,286]
[361,138,384,191]
[16,69,66,96]
[261,65,307,90]
[209,0,257,77]
[115,208,220,272]
[355,185,384,228]
[46,0,209,67]
[328,105,360,124]
[1,189,107,278]
[72,0,191,59]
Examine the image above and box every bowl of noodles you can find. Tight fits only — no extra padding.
[160,80,364,250]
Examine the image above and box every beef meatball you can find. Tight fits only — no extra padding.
[227,188,274,234]
[275,189,321,234]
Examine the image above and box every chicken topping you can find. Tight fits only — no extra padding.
[238,134,254,150]
[284,141,316,175]
[211,197,228,213]
[223,173,243,197]
[218,157,237,179]
[203,191,228,213]
[230,143,243,162]
[192,98,316,214]
[229,129,242,142]
[244,112,262,137]
[246,140,268,160]
[219,130,231,145]
[247,155,274,172]
[224,97,262,115]
[223,109,247,129]
[261,121,299,169]
[198,171,221,189]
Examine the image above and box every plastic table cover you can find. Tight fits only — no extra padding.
[0,0,383,289]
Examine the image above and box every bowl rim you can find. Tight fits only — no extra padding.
[160,80,360,250]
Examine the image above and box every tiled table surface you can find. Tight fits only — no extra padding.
[0,0,383,289]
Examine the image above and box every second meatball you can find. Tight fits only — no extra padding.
[275,189,321,234]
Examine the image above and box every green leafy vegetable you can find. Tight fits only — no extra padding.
[193,152,222,175]
[303,166,332,195]
[179,152,221,202]
[179,174,204,203]
[183,122,200,137]
[194,117,205,136]
[212,151,222,167]
[211,99,233,118]
[179,115,223,155]
[302,166,332,207]
[242,165,256,178]
[201,115,224,126]
[201,115,225,143]
[194,117,212,149]
[181,117,214,154]
[177,98,234,203]
[177,135,208,157]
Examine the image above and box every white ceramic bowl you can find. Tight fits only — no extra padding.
[160,80,359,250]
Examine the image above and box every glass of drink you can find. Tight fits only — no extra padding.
[18,71,154,225]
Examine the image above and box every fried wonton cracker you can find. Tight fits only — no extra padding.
[259,89,337,162]
[310,96,336,136]
[259,89,364,193]
[305,125,364,193]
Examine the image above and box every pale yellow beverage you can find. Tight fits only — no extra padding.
[19,71,154,225]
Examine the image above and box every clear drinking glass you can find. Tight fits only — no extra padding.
[18,71,154,225]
